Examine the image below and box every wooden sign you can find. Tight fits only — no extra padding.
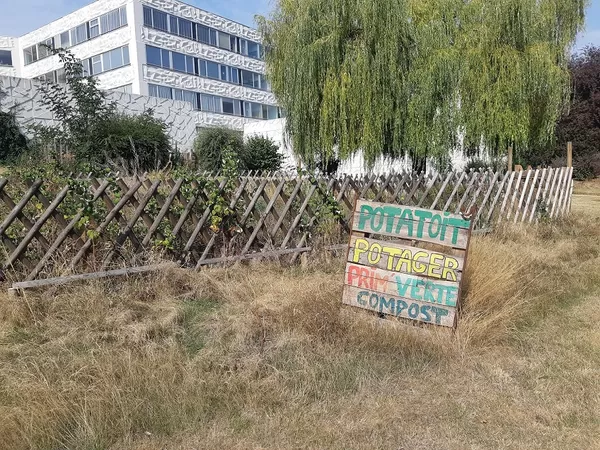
[342,200,474,328]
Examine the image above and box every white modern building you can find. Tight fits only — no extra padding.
[0,0,280,131]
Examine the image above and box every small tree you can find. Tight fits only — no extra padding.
[90,111,173,172]
[0,111,28,162]
[33,47,114,162]
[240,136,283,171]
[194,127,243,172]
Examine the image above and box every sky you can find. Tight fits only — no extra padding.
[0,0,598,51]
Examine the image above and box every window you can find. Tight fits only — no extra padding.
[170,16,178,35]
[123,46,130,65]
[197,24,210,44]
[241,70,261,89]
[220,65,228,81]
[149,84,173,99]
[146,45,162,67]
[153,10,168,32]
[247,41,260,59]
[109,47,124,69]
[60,31,71,48]
[201,94,217,112]
[179,18,193,39]
[89,18,100,38]
[222,98,240,115]
[230,36,238,53]
[100,7,126,34]
[74,23,88,45]
[143,6,153,27]
[209,29,217,46]
[217,31,231,50]
[161,49,170,69]
[199,60,207,76]
[56,68,66,84]
[0,50,12,66]
[186,55,195,74]
[206,61,219,79]
[172,52,186,72]
[230,68,239,84]
[91,55,102,75]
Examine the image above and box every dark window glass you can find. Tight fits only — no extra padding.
[172,52,186,72]
[120,6,127,26]
[230,68,239,84]
[230,36,238,53]
[218,32,230,50]
[220,65,228,81]
[143,6,153,27]
[102,52,111,71]
[170,16,178,35]
[197,24,210,43]
[241,70,254,88]
[153,10,168,32]
[56,68,66,83]
[199,59,207,77]
[161,49,170,69]
[247,41,260,59]
[123,46,130,65]
[251,102,262,118]
[0,50,12,66]
[75,23,88,44]
[179,18,193,39]
[222,98,234,115]
[186,55,195,74]
[206,61,219,79]
[146,45,162,66]
[91,55,102,74]
[209,29,217,46]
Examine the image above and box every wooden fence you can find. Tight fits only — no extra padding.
[0,166,573,283]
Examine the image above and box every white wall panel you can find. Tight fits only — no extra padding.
[141,27,265,73]
[143,65,277,104]
[18,0,130,48]
[142,0,260,40]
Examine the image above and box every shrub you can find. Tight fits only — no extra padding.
[90,112,173,172]
[194,127,243,172]
[241,135,283,171]
[0,111,28,162]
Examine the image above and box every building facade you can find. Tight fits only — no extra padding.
[0,0,280,131]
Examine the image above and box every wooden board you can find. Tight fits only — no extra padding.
[345,263,461,307]
[347,235,465,282]
[351,200,471,249]
[342,285,456,328]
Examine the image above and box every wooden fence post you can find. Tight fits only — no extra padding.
[567,142,573,168]
[508,146,513,172]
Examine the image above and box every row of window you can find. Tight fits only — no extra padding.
[148,83,280,120]
[145,45,270,91]
[23,6,127,65]
[0,50,12,66]
[37,45,130,83]
[143,6,264,60]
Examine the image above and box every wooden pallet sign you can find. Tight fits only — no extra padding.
[342,199,474,328]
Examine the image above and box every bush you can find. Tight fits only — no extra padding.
[241,136,283,171]
[0,111,28,162]
[194,127,243,172]
[89,112,173,172]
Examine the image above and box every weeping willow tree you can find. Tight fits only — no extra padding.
[258,0,587,167]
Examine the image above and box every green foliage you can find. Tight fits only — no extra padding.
[90,111,173,172]
[30,47,173,173]
[240,136,283,171]
[0,111,28,162]
[194,127,243,172]
[554,46,600,179]
[259,0,587,167]
[32,47,114,161]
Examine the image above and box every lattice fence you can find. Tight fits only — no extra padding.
[0,167,573,283]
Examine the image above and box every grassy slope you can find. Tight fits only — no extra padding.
[0,183,599,450]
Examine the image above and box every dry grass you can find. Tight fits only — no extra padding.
[1,195,600,449]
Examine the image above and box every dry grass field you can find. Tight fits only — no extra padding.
[0,180,599,449]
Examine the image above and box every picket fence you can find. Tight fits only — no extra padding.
[0,166,573,284]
